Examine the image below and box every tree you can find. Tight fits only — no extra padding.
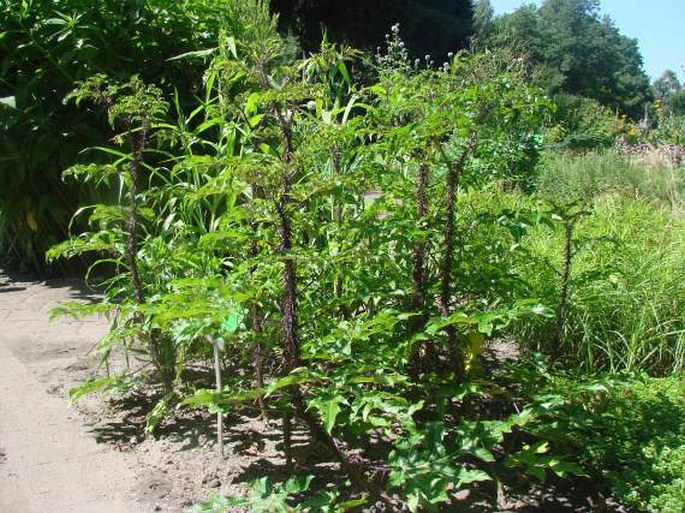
[491,0,651,119]
[472,0,494,43]
[271,0,474,59]
[653,69,685,117]
[654,70,681,101]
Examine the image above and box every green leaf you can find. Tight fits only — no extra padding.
[309,394,347,435]
[221,313,242,335]
[264,370,322,397]
[455,468,492,487]
[145,393,174,434]
[167,48,216,62]
[68,374,125,403]
[0,96,16,109]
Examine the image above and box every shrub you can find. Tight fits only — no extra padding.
[553,375,685,512]
[511,360,684,513]
[0,0,239,272]
[546,94,628,150]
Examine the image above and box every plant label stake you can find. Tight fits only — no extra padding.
[206,334,225,458]
[207,312,243,459]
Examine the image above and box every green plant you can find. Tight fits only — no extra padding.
[545,95,627,150]
[513,365,685,513]
[48,3,681,511]
[0,0,241,271]
[536,149,684,206]
[514,195,685,375]
[48,74,184,401]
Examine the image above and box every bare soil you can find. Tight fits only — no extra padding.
[0,271,287,513]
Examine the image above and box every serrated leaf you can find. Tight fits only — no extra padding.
[264,370,321,397]
[310,394,347,435]
[455,468,492,487]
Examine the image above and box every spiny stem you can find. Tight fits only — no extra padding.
[438,134,477,383]
[554,218,575,356]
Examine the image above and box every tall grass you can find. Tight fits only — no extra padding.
[514,195,685,376]
[535,150,685,207]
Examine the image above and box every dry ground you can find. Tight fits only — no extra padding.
[0,271,286,513]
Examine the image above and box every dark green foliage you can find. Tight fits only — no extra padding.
[580,377,685,512]
[546,94,626,150]
[517,369,685,513]
[271,0,474,59]
[490,0,651,119]
[0,0,238,271]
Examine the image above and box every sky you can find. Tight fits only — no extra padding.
[490,0,685,83]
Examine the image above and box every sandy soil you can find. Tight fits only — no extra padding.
[0,272,146,513]
[0,271,285,513]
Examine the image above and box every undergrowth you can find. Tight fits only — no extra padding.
[521,370,685,512]
[536,150,684,206]
[513,195,685,375]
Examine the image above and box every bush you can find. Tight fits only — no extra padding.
[0,0,239,272]
[545,95,628,150]
[558,375,685,512]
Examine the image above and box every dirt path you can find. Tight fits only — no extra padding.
[0,272,147,513]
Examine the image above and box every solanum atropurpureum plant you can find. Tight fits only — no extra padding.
[180,13,559,511]
[364,40,553,384]
[47,74,183,396]
[51,3,568,509]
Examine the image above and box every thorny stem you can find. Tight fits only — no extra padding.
[272,102,396,510]
[438,134,477,383]
[123,121,172,392]
[124,122,147,307]
[249,184,267,417]
[554,218,575,356]
[274,107,301,371]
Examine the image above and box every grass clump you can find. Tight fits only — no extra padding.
[535,150,684,206]
[514,195,685,376]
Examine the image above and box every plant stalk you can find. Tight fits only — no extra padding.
[554,218,575,356]
[438,134,476,382]
[213,341,224,457]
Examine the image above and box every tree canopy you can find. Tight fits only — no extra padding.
[491,0,651,119]
[271,0,474,59]
[653,69,685,117]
